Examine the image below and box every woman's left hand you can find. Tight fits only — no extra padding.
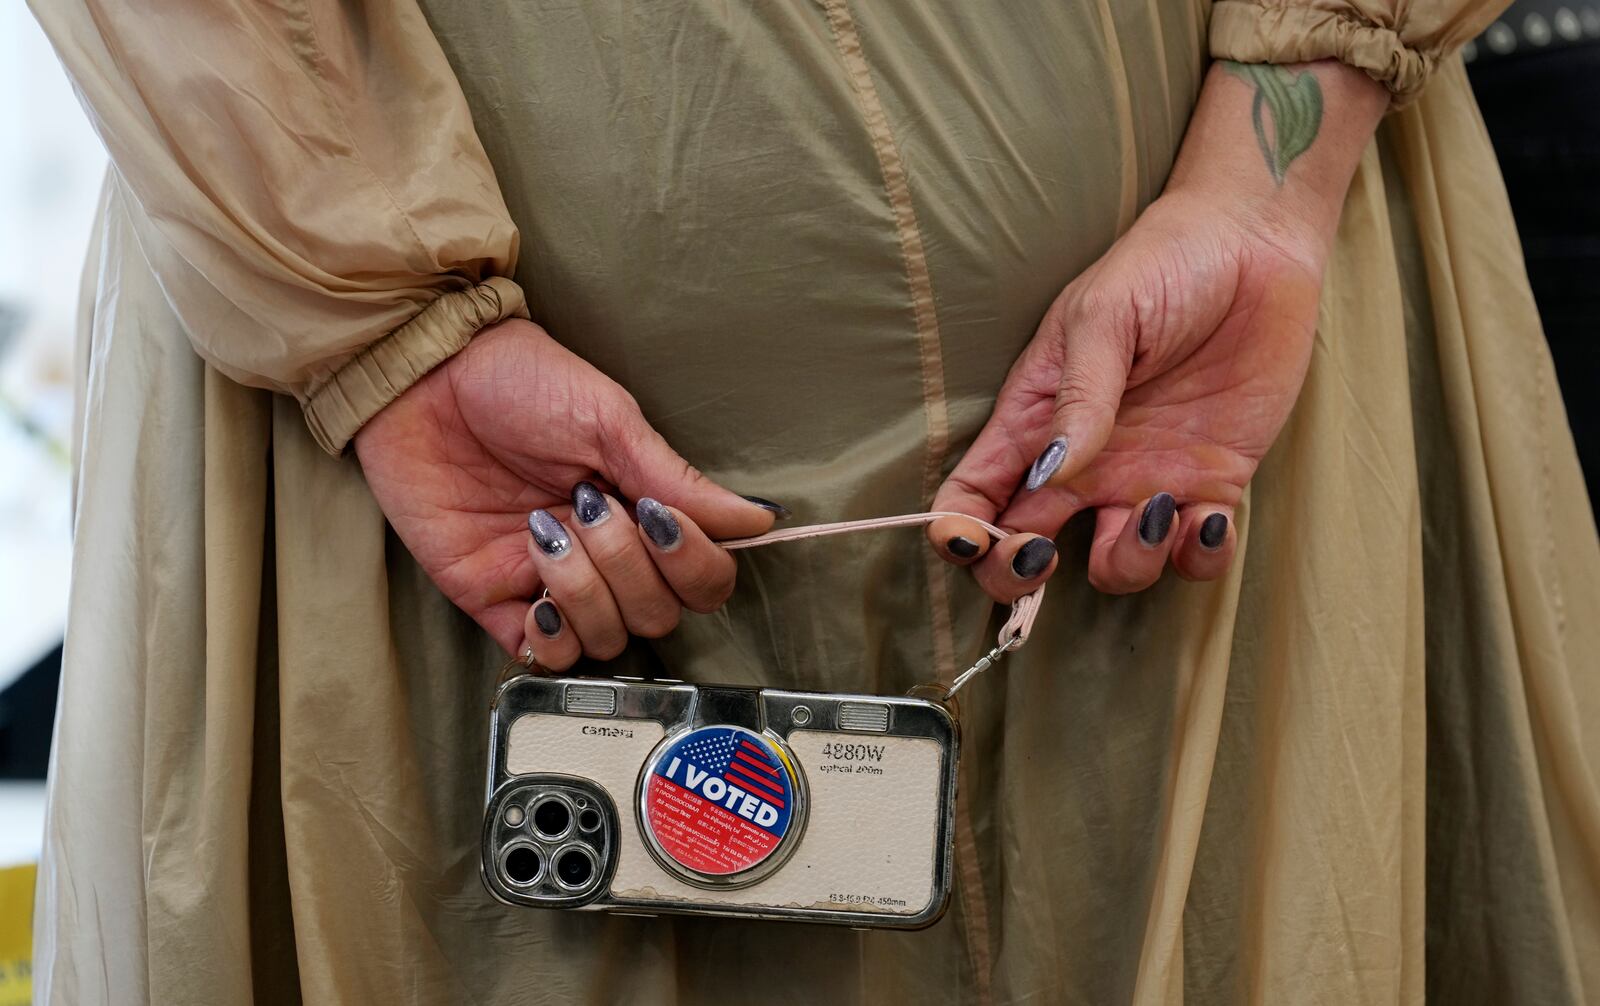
[929,59,1389,601]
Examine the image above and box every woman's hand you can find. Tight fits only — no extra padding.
[931,59,1388,600]
[355,319,780,663]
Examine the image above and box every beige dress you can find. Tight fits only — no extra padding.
[29,0,1600,1002]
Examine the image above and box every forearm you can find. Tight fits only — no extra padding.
[1166,59,1389,253]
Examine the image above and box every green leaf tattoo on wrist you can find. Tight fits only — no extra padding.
[1222,61,1323,185]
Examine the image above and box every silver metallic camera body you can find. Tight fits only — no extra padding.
[481,673,960,928]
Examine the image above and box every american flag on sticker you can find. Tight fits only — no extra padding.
[643,725,797,877]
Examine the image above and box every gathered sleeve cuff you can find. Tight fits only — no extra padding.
[303,277,528,455]
[32,0,525,454]
[1210,0,1510,105]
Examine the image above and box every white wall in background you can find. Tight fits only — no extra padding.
[0,8,108,689]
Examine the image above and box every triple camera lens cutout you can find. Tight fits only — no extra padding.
[494,785,609,900]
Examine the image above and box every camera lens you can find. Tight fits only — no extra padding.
[503,845,543,886]
[578,808,602,833]
[532,797,571,838]
[555,847,595,889]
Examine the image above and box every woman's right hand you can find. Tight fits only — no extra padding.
[354,318,780,666]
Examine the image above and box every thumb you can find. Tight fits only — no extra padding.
[1023,304,1131,493]
[600,403,776,540]
[932,297,1133,525]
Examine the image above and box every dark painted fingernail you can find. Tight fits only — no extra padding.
[636,498,681,550]
[572,481,610,527]
[947,535,981,559]
[532,600,562,637]
[1138,493,1177,546]
[1199,512,1228,550]
[528,509,571,557]
[1024,436,1068,491]
[1011,537,1056,579]
[740,495,792,520]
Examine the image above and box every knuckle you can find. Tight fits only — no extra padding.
[681,569,735,613]
[1086,560,1132,596]
[629,603,682,640]
[581,531,635,570]
[559,576,608,612]
[945,469,1014,517]
[585,633,628,662]
[1068,285,1120,330]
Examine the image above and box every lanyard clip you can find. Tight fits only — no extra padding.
[943,632,1024,700]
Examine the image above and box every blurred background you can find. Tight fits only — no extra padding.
[0,9,105,1001]
[0,2,1595,1003]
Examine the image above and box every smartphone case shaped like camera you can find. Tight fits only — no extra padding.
[482,673,960,928]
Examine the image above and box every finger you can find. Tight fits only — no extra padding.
[634,498,737,614]
[600,404,781,540]
[523,597,583,672]
[1086,492,1177,595]
[926,514,994,566]
[1023,301,1132,493]
[527,509,630,660]
[1171,504,1235,582]
[452,524,541,652]
[569,482,682,639]
[994,484,1083,542]
[482,599,534,655]
[932,411,1039,524]
[932,288,1135,523]
[972,532,1059,604]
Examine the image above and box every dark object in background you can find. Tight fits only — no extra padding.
[1467,1,1600,516]
[0,644,60,779]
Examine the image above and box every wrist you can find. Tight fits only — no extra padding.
[1163,58,1387,259]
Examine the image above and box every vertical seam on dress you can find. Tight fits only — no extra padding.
[814,0,956,682]
[816,2,986,999]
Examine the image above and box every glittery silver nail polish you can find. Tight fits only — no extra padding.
[1199,512,1228,550]
[1011,537,1057,578]
[528,509,571,557]
[636,498,681,550]
[533,601,562,637]
[572,481,610,527]
[1025,436,1068,491]
[1138,493,1177,546]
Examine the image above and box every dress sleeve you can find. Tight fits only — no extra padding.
[1209,0,1512,104]
[30,0,528,454]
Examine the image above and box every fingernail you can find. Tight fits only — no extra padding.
[1011,537,1056,579]
[1024,436,1068,491]
[740,495,792,520]
[572,481,610,527]
[947,535,981,559]
[1199,512,1228,550]
[533,600,562,638]
[528,509,571,557]
[636,498,681,551]
[1138,493,1177,546]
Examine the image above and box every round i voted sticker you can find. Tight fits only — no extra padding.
[641,725,800,880]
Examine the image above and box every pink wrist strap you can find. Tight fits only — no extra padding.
[721,511,1045,654]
